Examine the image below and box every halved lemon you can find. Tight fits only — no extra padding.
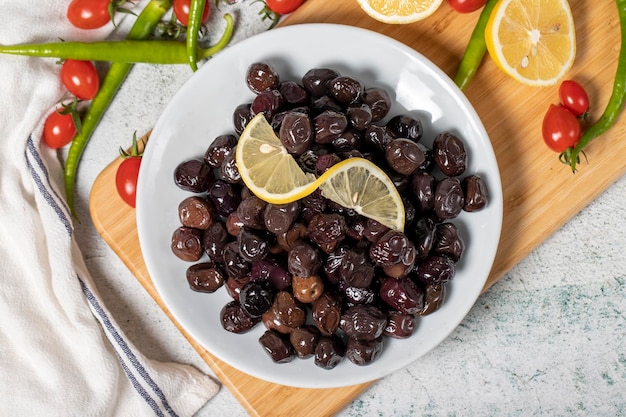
[356,0,444,24]
[235,113,317,204]
[317,158,405,232]
[236,113,405,231]
[485,0,576,87]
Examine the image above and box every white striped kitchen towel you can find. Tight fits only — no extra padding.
[0,1,219,415]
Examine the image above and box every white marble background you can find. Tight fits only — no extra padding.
[70,2,626,415]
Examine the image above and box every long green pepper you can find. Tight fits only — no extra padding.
[64,0,173,218]
[0,17,234,65]
[562,0,626,172]
[453,0,498,91]
[186,0,206,71]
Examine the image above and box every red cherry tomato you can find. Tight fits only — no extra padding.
[43,110,77,149]
[116,156,142,208]
[447,0,487,13]
[542,104,582,152]
[173,0,211,26]
[61,60,100,100]
[66,0,111,30]
[265,0,304,15]
[559,80,590,117]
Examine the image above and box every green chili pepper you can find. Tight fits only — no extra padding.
[0,16,234,65]
[64,0,172,218]
[561,0,626,172]
[62,9,233,217]
[453,0,498,91]
[186,0,206,71]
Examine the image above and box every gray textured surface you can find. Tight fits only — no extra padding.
[72,3,626,415]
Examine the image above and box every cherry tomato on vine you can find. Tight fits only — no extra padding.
[265,0,304,15]
[116,134,143,208]
[447,0,487,13]
[67,0,112,30]
[116,157,141,208]
[559,80,590,117]
[43,110,77,149]
[542,104,582,153]
[173,0,211,26]
[61,60,100,100]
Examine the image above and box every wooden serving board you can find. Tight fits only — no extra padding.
[90,1,626,416]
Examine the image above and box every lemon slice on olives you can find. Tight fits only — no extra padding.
[317,158,405,232]
[236,113,318,204]
[236,113,405,231]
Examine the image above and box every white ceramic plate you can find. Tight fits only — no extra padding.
[136,23,503,389]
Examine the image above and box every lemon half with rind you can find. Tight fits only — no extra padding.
[356,0,444,24]
[485,0,576,87]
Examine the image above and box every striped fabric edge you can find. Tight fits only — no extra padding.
[25,136,73,236]
[80,278,180,417]
[25,135,179,417]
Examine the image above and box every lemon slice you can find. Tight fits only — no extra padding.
[236,113,405,231]
[485,0,576,87]
[235,113,317,204]
[356,0,444,24]
[318,158,405,232]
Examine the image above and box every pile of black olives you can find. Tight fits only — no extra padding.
[170,61,489,369]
